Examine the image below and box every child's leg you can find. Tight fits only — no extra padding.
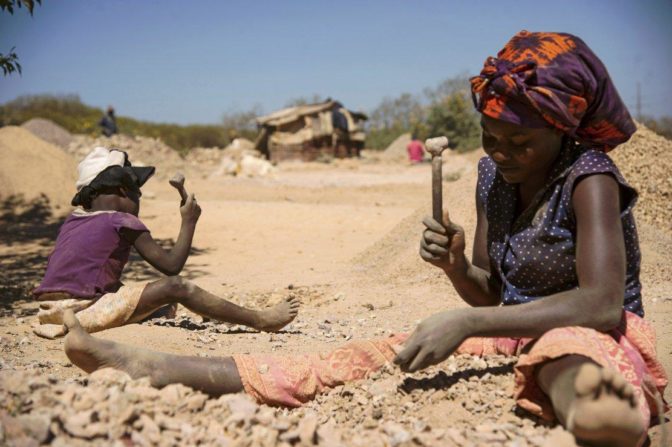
[537,355,644,447]
[132,276,300,332]
[63,310,244,396]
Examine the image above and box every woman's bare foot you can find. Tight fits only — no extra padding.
[566,363,644,447]
[63,310,160,379]
[253,296,300,332]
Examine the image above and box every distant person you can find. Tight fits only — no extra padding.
[406,134,425,163]
[32,146,299,339]
[99,106,118,137]
[331,102,350,157]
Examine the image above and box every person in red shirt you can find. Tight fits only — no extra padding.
[406,134,425,163]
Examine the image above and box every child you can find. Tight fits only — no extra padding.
[33,146,299,338]
[61,32,666,447]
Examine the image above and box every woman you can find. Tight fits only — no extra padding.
[395,31,667,447]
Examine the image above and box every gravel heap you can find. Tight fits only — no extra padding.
[610,124,672,232]
[0,126,77,213]
[381,134,412,161]
[0,355,575,447]
[21,118,73,149]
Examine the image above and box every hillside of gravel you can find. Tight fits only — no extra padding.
[611,123,672,232]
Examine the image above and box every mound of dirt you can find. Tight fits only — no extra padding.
[21,118,73,149]
[611,124,672,232]
[0,126,76,213]
[67,134,185,179]
[381,133,412,160]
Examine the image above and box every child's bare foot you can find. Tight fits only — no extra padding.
[63,310,158,379]
[253,296,300,332]
[567,363,644,447]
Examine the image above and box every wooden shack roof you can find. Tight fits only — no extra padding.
[256,100,367,127]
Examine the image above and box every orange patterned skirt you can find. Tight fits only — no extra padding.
[233,312,667,429]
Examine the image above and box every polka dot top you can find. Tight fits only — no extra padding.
[477,143,643,316]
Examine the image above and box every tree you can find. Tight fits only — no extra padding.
[641,115,672,140]
[284,94,323,107]
[365,74,481,151]
[0,0,42,76]
[426,91,481,152]
[221,105,263,141]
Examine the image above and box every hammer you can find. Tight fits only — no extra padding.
[425,136,450,222]
[169,172,188,206]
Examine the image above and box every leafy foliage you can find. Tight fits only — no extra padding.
[366,75,481,152]
[0,95,257,153]
[284,94,324,108]
[0,0,41,15]
[0,47,21,76]
[0,0,42,77]
[641,115,672,140]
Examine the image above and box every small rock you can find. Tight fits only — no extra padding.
[298,411,318,445]
[542,426,577,447]
[383,421,410,446]
[225,394,258,419]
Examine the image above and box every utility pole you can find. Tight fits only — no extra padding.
[636,82,642,121]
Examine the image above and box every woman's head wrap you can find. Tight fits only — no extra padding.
[470,31,635,152]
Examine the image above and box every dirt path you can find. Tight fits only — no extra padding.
[1,152,670,446]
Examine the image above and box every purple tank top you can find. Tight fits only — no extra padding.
[34,210,149,298]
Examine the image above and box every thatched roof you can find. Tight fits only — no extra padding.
[256,100,367,127]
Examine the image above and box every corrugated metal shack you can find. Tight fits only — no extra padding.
[254,99,367,161]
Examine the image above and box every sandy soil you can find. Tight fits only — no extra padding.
[1,151,670,446]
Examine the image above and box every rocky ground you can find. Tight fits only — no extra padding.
[1,137,670,446]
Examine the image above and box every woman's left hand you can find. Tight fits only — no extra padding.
[394,309,471,373]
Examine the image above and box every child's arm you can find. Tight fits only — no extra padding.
[131,194,201,276]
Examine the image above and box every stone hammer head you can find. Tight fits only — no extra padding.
[425,136,449,157]
[169,172,188,203]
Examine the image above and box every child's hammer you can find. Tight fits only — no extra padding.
[169,172,189,206]
[425,136,450,222]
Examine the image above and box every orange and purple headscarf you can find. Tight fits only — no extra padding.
[470,31,635,152]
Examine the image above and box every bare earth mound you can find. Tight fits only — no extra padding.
[21,118,73,149]
[0,126,77,213]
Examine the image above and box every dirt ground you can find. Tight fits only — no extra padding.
[1,150,670,446]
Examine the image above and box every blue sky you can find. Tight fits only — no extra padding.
[1,0,671,124]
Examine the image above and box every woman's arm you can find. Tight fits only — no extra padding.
[420,190,501,307]
[468,174,625,336]
[397,174,626,372]
[129,194,201,276]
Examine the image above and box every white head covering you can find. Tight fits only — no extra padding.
[75,146,127,191]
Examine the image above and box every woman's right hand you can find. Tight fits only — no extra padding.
[419,211,467,273]
[180,193,202,225]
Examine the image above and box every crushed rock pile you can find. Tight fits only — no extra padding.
[0,356,575,447]
[21,118,73,149]
[184,138,257,166]
[381,133,412,161]
[611,124,672,232]
[67,134,184,179]
[0,126,77,213]
[184,138,275,178]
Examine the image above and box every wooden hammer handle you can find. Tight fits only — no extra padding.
[425,136,450,222]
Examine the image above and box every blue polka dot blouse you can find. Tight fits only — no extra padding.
[477,143,643,316]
